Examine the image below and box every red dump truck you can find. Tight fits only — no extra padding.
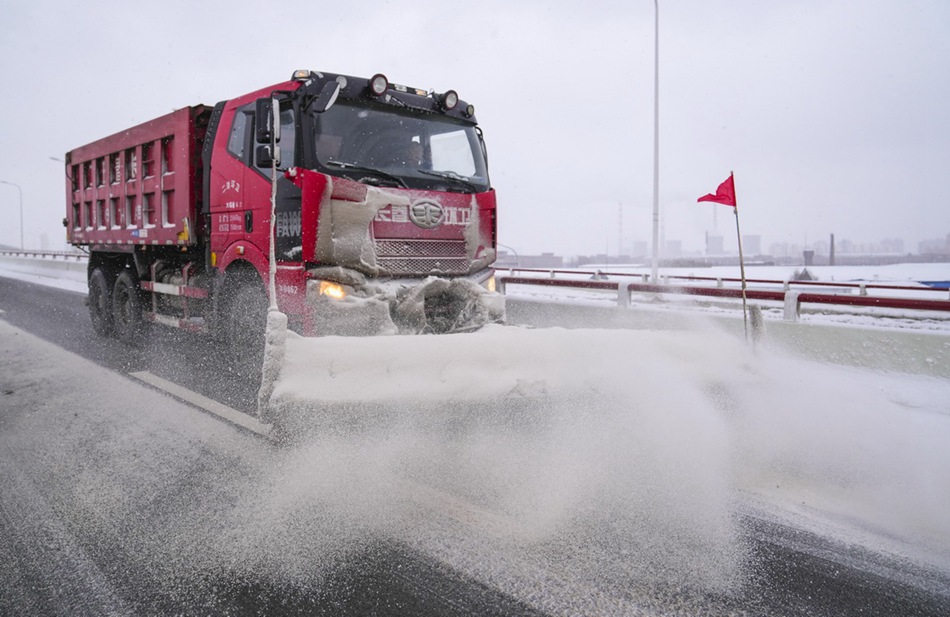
[64,70,502,348]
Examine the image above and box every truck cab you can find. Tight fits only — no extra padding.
[206,70,500,338]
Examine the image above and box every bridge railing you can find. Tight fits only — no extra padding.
[3,255,948,321]
[0,249,88,285]
[496,268,950,321]
[0,249,87,261]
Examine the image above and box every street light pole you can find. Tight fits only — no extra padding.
[0,180,23,250]
[497,243,520,268]
[650,0,660,283]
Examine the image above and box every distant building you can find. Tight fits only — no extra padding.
[705,233,724,255]
[631,240,648,259]
[880,237,904,253]
[742,234,761,256]
[919,234,950,255]
[494,251,563,269]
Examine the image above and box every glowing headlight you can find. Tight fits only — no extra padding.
[485,275,496,293]
[319,280,347,300]
[369,73,388,96]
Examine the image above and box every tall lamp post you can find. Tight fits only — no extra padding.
[0,180,23,250]
[650,0,660,283]
[497,243,520,268]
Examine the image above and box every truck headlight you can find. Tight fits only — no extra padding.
[369,74,388,96]
[318,280,348,300]
[440,90,459,111]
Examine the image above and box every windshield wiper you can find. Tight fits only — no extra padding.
[325,160,407,188]
[419,169,478,193]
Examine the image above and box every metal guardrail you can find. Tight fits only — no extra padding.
[3,255,947,321]
[496,269,950,321]
[0,249,87,261]
[0,249,88,289]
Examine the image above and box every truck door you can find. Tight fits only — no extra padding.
[208,103,256,255]
[249,105,300,261]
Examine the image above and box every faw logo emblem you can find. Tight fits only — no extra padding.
[409,200,444,229]
[375,202,471,228]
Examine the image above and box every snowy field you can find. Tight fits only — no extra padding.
[573,261,950,285]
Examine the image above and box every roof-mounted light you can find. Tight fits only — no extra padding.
[292,69,312,82]
[464,103,475,118]
[440,90,459,111]
[369,73,389,96]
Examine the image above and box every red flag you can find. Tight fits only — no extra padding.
[697,174,736,207]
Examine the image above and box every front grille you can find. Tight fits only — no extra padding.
[375,239,469,275]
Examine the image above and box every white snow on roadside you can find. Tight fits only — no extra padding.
[0,258,87,294]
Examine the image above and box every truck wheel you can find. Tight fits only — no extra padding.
[112,270,144,345]
[88,269,114,336]
[226,283,267,360]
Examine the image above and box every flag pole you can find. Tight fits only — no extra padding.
[731,171,749,340]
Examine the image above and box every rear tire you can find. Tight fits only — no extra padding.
[112,270,144,346]
[88,268,114,336]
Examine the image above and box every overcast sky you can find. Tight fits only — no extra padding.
[1,0,948,257]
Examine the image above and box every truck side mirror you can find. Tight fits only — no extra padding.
[310,81,342,114]
[255,98,275,144]
[256,144,280,168]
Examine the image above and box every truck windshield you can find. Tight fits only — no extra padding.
[308,102,490,193]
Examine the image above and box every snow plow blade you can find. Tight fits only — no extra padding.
[256,314,749,440]
[258,321,569,438]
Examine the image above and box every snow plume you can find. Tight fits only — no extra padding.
[251,325,751,596]
[726,347,950,568]
[248,320,950,601]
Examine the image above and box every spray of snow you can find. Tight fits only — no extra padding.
[247,317,950,600]
[728,349,950,564]
[250,325,756,593]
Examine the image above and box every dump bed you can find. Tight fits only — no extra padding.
[66,105,209,247]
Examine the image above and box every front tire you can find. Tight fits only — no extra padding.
[225,283,268,360]
[112,270,144,346]
[88,268,114,336]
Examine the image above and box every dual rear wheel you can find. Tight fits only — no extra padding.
[88,267,143,345]
[88,266,267,354]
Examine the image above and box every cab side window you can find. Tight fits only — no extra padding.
[227,105,253,161]
[227,102,295,170]
[278,108,295,166]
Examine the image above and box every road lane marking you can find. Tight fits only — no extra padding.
[129,371,273,440]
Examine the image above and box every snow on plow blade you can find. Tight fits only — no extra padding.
[256,316,750,440]
[259,324,559,437]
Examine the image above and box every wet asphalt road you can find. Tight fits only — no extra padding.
[1,276,948,616]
